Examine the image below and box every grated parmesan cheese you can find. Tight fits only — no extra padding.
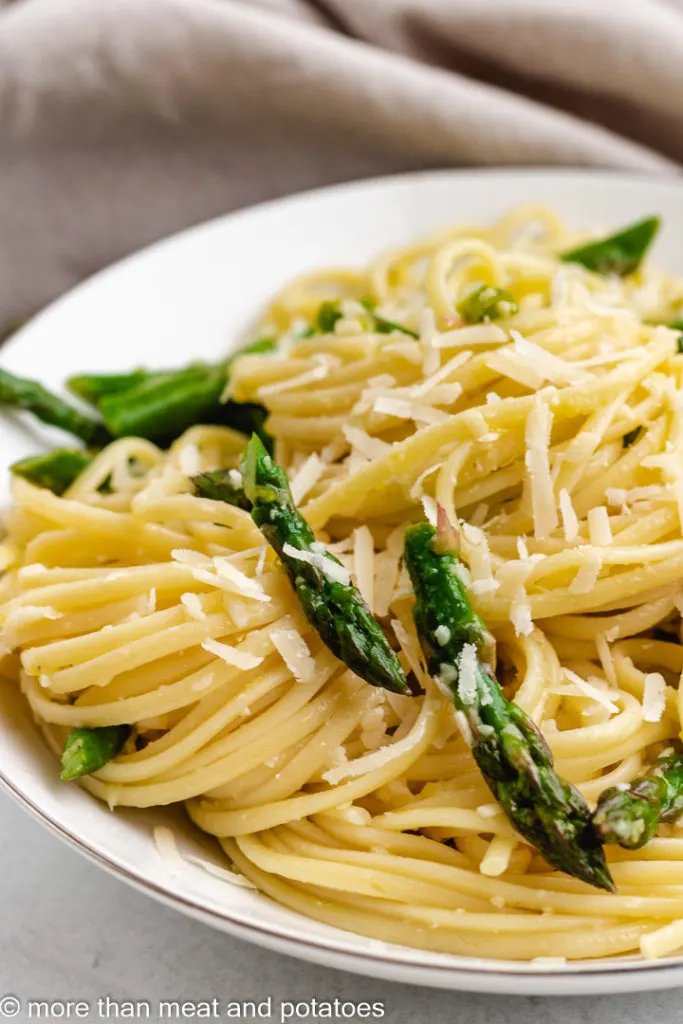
[270,627,317,683]
[322,710,430,785]
[477,803,502,819]
[457,644,479,704]
[562,668,618,713]
[510,331,591,385]
[342,425,391,461]
[642,672,667,723]
[153,826,183,876]
[171,548,211,569]
[184,855,257,888]
[606,487,628,507]
[178,443,202,476]
[257,356,333,396]
[436,324,508,349]
[17,563,47,578]
[409,461,443,501]
[596,633,617,687]
[213,557,271,602]
[3,605,62,632]
[558,489,579,542]
[281,543,351,586]
[201,638,263,671]
[587,506,612,546]
[373,395,448,425]
[510,597,534,637]
[568,552,602,594]
[434,625,451,647]
[525,396,558,541]
[255,544,267,577]
[411,350,471,399]
[290,453,325,504]
[421,495,438,526]
[454,710,474,747]
[181,592,205,620]
[486,347,544,390]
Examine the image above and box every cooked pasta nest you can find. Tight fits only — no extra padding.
[4,205,683,962]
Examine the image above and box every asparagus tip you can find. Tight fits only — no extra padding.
[60,736,87,781]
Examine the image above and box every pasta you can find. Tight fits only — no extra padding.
[6,205,683,962]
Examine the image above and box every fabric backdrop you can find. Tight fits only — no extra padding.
[0,0,682,326]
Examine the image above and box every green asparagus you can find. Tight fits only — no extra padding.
[61,725,130,781]
[11,449,93,495]
[403,514,615,891]
[593,750,683,849]
[2,337,277,455]
[192,468,252,510]
[561,216,660,276]
[67,369,151,405]
[234,434,413,695]
[0,368,110,447]
[457,285,518,324]
[77,337,277,447]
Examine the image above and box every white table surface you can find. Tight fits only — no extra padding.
[0,789,680,1022]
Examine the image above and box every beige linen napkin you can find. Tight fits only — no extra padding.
[0,0,680,324]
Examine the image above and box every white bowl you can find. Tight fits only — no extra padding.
[3,168,683,995]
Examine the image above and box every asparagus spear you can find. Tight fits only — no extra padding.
[68,369,150,405]
[457,285,518,324]
[593,751,683,850]
[222,434,412,695]
[61,725,130,781]
[0,368,110,447]
[403,514,614,891]
[192,468,252,510]
[561,216,660,276]
[11,449,93,495]
[69,338,277,447]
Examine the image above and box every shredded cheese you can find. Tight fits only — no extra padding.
[568,552,602,594]
[587,506,612,546]
[525,396,558,541]
[213,557,271,601]
[181,592,205,621]
[561,668,618,713]
[342,425,391,461]
[281,543,351,586]
[290,453,325,504]
[270,627,317,683]
[642,672,667,723]
[201,638,263,671]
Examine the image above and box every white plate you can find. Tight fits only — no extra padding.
[2,168,683,995]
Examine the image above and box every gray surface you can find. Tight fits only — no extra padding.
[0,791,678,1023]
